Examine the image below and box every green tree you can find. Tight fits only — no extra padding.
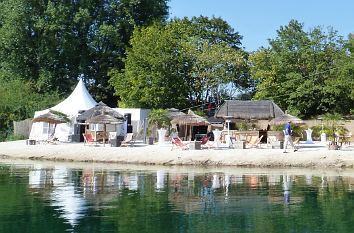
[185,39,250,106]
[110,16,250,109]
[0,79,60,140]
[250,20,353,118]
[0,0,168,139]
[0,0,169,105]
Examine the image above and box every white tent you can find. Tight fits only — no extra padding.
[29,79,97,141]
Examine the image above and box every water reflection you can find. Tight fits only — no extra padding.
[3,162,354,232]
[282,175,291,205]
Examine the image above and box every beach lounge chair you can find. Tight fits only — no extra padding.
[171,136,189,150]
[247,135,263,148]
[200,135,215,149]
[267,136,278,148]
[83,133,96,146]
[45,135,59,145]
[121,133,134,147]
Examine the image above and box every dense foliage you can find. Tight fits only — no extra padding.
[0,0,169,140]
[0,79,61,140]
[250,20,354,118]
[0,0,353,140]
[109,16,251,109]
[0,0,168,104]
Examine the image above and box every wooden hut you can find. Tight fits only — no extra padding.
[215,100,285,142]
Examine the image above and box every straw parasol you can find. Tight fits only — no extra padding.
[86,114,124,125]
[32,110,69,139]
[166,108,186,119]
[86,111,124,146]
[32,111,68,125]
[77,101,125,145]
[77,101,124,121]
[171,109,209,139]
[269,113,304,125]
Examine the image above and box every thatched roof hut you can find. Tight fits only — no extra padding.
[269,113,304,125]
[215,100,284,120]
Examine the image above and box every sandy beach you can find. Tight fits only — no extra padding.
[0,140,354,168]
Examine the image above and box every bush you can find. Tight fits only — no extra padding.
[6,133,27,141]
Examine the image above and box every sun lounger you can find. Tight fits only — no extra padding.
[200,135,215,149]
[171,136,189,150]
[247,135,263,148]
[267,136,278,148]
[83,133,96,146]
[121,133,134,147]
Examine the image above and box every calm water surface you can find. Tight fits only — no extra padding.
[0,162,354,233]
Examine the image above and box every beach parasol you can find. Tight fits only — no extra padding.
[269,113,305,125]
[171,109,209,140]
[86,111,124,146]
[166,108,186,119]
[77,101,124,121]
[32,110,69,139]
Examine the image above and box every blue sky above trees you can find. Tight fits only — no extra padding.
[168,0,354,52]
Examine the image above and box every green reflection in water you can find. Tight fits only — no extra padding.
[0,164,354,233]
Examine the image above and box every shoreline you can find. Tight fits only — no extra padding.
[1,140,354,169]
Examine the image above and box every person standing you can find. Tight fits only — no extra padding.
[283,121,297,153]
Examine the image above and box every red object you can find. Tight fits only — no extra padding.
[201,135,209,145]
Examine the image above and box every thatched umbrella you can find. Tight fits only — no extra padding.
[32,110,69,139]
[86,113,124,146]
[171,109,209,140]
[77,101,124,146]
[269,113,304,125]
[77,101,124,121]
[166,108,186,119]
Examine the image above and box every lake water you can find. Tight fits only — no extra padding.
[0,161,354,233]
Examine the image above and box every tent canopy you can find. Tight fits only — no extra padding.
[50,79,97,117]
[30,79,97,141]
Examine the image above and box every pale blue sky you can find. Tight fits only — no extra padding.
[168,0,354,52]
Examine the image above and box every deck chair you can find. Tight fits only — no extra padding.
[171,136,189,150]
[121,133,134,147]
[83,133,96,146]
[247,135,263,148]
[46,136,59,145]
[267,136,278,148]
[200,135,215,149]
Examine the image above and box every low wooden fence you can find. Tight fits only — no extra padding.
[13,118,32,138]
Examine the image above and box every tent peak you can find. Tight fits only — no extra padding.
[50,79,97,116]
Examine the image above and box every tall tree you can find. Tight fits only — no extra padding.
[0,0,169,105]
[0,79,60,140]
[250,20,353,118]
[110,16,250,109]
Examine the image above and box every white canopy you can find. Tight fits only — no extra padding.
[29,79,97,141]
[49,79,97,117]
